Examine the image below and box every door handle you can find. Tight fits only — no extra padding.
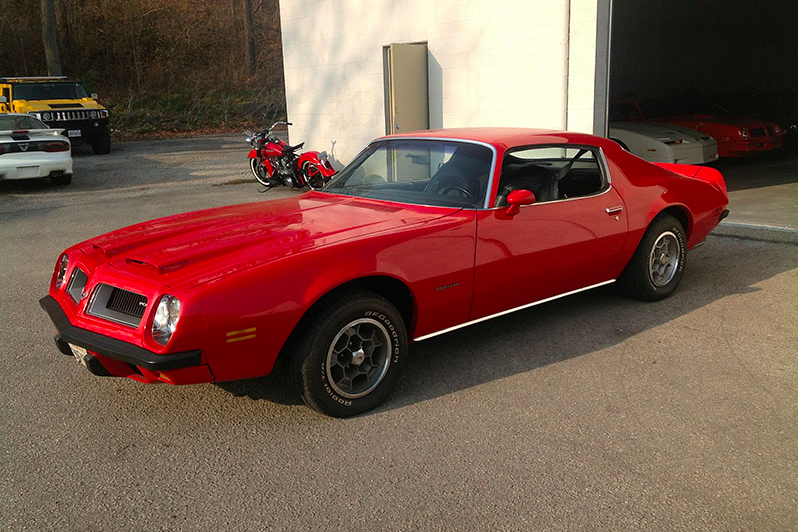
[605,206,623,215]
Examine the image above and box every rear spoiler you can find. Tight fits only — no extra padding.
[0,128,66,137]
[654,162,727,194]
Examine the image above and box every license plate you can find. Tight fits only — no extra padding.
[17,166,40,178]
[67,129,81,138]
[69,343,89,366]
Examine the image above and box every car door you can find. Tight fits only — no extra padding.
[470,145,629,320]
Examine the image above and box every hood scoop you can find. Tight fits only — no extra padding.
[49,103,84,108]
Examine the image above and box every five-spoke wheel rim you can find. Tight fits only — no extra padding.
[326,318,392,399]
[649,231,680,287]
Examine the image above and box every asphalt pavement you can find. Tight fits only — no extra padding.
[1,137,796,531]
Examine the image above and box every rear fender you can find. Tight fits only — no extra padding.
[655,162,727,194]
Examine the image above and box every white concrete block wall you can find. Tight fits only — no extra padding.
[280,0,599,165]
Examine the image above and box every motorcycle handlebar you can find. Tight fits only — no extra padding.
[268,121,292,131]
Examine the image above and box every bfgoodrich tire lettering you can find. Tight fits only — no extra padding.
[618,214,686,301]
[289,291,408,417]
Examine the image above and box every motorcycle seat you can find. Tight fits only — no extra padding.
[285,142,305,152]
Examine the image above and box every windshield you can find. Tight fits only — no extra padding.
[12,82,89,101]
[324,139,494,208]
[0,115,48,130]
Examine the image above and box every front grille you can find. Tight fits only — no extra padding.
[749,128,765,138]
[50,110,95,121]
[107,288,147,318]
[66,267,88,303]
[86,283,148,328]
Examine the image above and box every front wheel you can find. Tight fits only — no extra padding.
[289,291,408,417]
[302,162,327,190]
[618,214,686,301]
[249,158,272,186]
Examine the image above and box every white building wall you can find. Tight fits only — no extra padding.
[280,0,599,165]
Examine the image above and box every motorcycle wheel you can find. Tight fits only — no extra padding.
[303,162,327,190]
[250,158,272,186]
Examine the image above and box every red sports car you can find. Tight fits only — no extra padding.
[612,98,783,157]
[41,128,729,417]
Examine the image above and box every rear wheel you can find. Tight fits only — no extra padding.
[618,214,686,301]
[289,291,408,417]
[50,173,72,186]
[91,126,111,155]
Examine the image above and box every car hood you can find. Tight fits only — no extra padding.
[84,192,458,288]
[12,99,106,112]
[610,121,712,142]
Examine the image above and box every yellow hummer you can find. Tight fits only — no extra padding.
[0,76,111,154]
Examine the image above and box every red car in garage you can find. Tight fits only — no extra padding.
[41,128,729,417]
[612,98,783,157]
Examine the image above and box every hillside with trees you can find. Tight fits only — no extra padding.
[0,0,286,138]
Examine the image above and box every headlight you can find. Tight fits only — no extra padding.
[42,112,53,121]
[152,295,181,345]
[740,127,749,140]
[55,254,69,289]
[774,125,781,135]
[100,109,109,118]
[90,110,98,119]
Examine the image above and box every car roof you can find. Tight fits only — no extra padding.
[377,127,610,150]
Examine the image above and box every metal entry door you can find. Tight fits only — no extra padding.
[385,42,429,135]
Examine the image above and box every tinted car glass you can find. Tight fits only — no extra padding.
[325,139,493,208]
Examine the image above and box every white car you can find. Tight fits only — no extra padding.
[609,121,718,164]
[0,113,73,185]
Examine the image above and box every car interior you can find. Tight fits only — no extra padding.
[495,147,606,207]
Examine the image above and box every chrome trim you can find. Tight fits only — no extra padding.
[413,279,616,342]
[605,206,623,214]
[488,143,614,210]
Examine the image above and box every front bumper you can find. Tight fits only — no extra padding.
[40,295,206,380]
[41,118,108,143]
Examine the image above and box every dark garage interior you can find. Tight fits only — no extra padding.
[609,0,798,213]
[610,0,798,102]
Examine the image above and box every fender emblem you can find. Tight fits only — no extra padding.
[226,327,257,343]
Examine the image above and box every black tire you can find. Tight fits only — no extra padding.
[50,173,72,186]
[92,126,111,155]
[289,291,408,417]
[618,214,686,301]
[250,158,272,186]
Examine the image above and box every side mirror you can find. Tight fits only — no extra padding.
[505,189,536,216]
[90,93,98,99]
[0,96,6,103]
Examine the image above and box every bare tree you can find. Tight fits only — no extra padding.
[41,0,62,75]
[242,0,257,76]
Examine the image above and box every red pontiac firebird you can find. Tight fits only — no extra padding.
[41,128,729,417]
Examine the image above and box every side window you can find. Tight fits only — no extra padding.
[495,145,607,206]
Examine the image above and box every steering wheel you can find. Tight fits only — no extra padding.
[438,185,474,199]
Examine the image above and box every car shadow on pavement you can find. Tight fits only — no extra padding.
[375,235,796,416]
[207,235,796,417]
[214,368,303,406]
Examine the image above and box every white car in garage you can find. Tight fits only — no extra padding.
[609,121,718,164]
[0,113,73,185]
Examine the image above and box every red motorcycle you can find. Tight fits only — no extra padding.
[247,121,336,189]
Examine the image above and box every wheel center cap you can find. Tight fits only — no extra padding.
[351,348,366,366]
